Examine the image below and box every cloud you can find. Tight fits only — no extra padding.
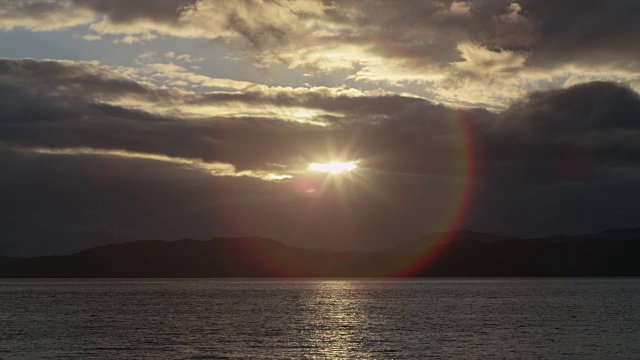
[522,0,640,70]
[3,58,639,172]
[486,2,538,50]
[0,58,479,254]
[470,81,640,236]
[3,58,638,178]
[0,0,95,31]
[488,81,640,166]
[81,33,101,41]
[2,1,640,108]
[134,62,257,91]
[112,32,157,44]
[11,145,291,181]
[2,58,640,255]
[0,1,639,256]
[82,0,327,49]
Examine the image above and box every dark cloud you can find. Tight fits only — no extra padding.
[488,82,640,166]
[320,0,640,72]
[0,144,467,256]
[0,146,220,256]
[470,81,640,237]
[521,0,640,71]
[0,59,476,174]
[2,0,640,256]
[75,0,194,24]
[1,58,640,255]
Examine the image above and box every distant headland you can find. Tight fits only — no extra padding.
[2,229,640,277]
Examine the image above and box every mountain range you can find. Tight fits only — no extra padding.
[1,229,640,277]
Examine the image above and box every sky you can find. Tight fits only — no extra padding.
[1,0,640,256]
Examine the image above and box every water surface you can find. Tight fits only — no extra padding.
[1,278,639,359]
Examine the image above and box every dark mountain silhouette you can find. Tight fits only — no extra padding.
[1,230,640,277]
[574,227,640,241]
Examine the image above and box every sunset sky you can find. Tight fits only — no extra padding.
[1,0,640,256]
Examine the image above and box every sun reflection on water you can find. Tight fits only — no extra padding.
[300,280,381,358]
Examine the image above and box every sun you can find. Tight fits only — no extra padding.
[308,161,357,173]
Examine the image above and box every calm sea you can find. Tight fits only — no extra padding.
[1,278,639,359]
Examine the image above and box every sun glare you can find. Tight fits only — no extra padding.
[308,161,357,173]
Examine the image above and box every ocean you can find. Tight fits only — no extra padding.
[1,278,639,359]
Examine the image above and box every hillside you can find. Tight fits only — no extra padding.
[1,230,640,277]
